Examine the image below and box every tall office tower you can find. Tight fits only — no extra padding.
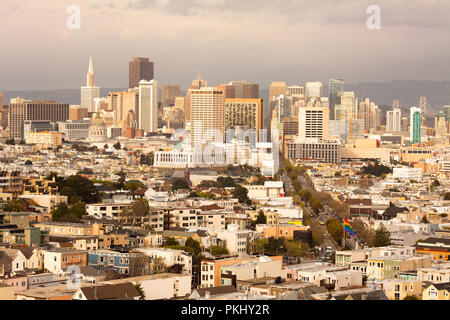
[410,107,422,144]
[329,79,344,120]
[190,88,225,146]
[185,73,208,122]
[386,108,402,132]
[305,82,323,100]
[358,98,377,132]
[80,57,100,113]
[275,95,293,121]
[174,97,185,112]
[8,99,69,139]
[215,84,236,99]
[228,81,259,99]
[129,57,154,89]
[287,86,304,96]
[224,98,264,140]
[334,92,358,121]
[298,105,330,142]
[393,99,400,110]
[69,105,89,121]
[161,85,181,107]
[268,82,287,111]
[419,97,427,114]
[107,90,139,128]
[138,80,158,133]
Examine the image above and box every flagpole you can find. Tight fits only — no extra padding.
[343,220,346,249]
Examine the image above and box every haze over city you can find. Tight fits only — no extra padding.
[1,0,449,90]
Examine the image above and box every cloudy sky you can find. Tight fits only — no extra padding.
[1,0,449,90]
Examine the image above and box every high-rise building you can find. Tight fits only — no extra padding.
[185,73,208,122]
[228,81,259,99]
[0,93,3,108]
[358,98,377,132]
[161,85,181,107]
[305,82,323,100]
[287,86,304,96]
[298,105,330,142]
[8,99,69,140]
[410,107,422,144]
[69,105,89,121]
[268,82,287,114]
[138,80,158,133]
[420,97,427,115]
[329,79,344,121]
[224,98,264,140]
[80,57,100,113]
[107,90,139,128]
[190,88,225,146]
[129,57,154,89]
[386,108,402,132]
[335,92,357,121]
[393,99,400,110]
[275,95,293,121]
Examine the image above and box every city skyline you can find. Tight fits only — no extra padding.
[1,0,449,91]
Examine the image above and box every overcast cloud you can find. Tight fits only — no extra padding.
[0,0,449,90]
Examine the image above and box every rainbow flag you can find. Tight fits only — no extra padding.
[344,219,355,236]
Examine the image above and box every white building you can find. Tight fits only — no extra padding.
[216,225,253,256]
[136,248,192,275]
[244,181,284,201]
[80,57,100,113]
[139,79,158,133]
[393,167,423,181]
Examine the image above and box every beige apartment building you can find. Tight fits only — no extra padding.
[107,90,139,128]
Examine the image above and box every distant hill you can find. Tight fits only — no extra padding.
[2,80,449,114]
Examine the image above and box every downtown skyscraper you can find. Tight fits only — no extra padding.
[410,107,422,144]
[329,79,344,120]
[80,57,100,113]
[139,80,158,133]
[129,57,154,89]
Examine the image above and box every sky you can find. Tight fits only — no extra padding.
[0,0,449,90]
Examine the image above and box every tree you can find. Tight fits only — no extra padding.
[208,246,229,256]
[163,237,179,246]
[56,175,100,204]
[25,160,33,166]
[124,181,145,191]
[52,202,86,222]
[432,179,440,188]
[217,176,236,188]
[3,199,27,212]
[374,223,392,247]
[167,264,184,274]
[233,185,251,205]
[255,210,267,225]
[285,240,310,257]
[361,163,392,177]
[103,144,109,150]
[5,139,15,145]
[124,199,150,227]
[263,237,287,255]
[326,219,344,244]
[185,238,201,256]
[298,189,312,203]
[172,178,190,191]
[113,142,121,150]
[310,197,323,214]
[420,215,430,224]
[117,170,127,190]
[134,283,146,300]
[445,193,450,201]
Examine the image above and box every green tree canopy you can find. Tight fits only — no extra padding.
[217,176,236,188]
[172,178,190,191]
[233,185,251,205]
[374,223,392,247]
[255,210,267,225]
[208,246,229,256]
[326,218,344,244]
